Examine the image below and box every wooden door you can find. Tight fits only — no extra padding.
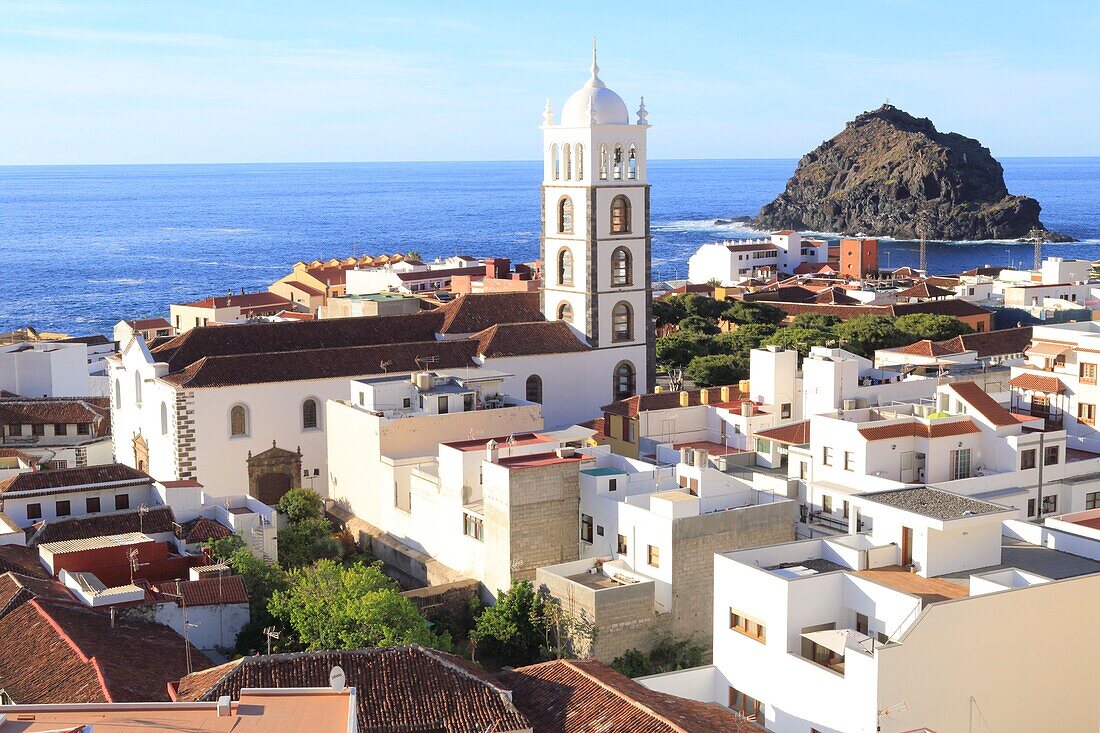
[901,526,913,566]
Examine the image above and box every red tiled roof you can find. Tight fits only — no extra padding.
[1025,341,1072,357]
[896,282,956,299]
[774,229,796,235]
[436,292,544,334]
[0,447,40,466]
[175,647,530,733]
[755,420,811,445]
[176,516,232,544]
[1009,373,1065,393]
[304,264,350,287]
[154,575,248,607]
[934,327,1032,359]
[126,318,172,331]
[181,292,293,310]
[474,321,588,358]
[29,506,176,546]
[283,280,325,297]
[396,265,486,282]
[602,386,748,418]
[501,658,764,733]
[0,592,211,704]
[858,419,980,441]
[895,339,956,357]
[0,397,111,434]
[947,382,1018,427]
[0,546,50,579]
[891,300,992,319]
[726,242,777,253]
[0,463,151,496]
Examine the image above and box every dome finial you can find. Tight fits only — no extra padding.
[637,96,649,125]
[587,37,604,87]
[543,97,554,126]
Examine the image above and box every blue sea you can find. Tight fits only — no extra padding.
[2,158,1098,336]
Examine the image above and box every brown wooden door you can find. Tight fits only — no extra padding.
[256,472,293,505]
[901,526,913,566]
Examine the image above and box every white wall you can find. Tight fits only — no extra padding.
[0,342,91,397]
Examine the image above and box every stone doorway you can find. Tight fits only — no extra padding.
[247,441,302,506]
[132,433,149,473]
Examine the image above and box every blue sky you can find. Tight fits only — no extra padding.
[1,0,1097,164]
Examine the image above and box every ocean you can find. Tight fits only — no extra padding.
[2,158,1099,336]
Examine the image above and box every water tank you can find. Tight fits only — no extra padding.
[936,391,950,413]
[741,401,753,418]
[680,447,692,466]
[738,379,751,394]
[693,448,709,468]
[842,399,858,411]
[414,372,433,390]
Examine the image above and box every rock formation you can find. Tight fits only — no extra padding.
[754,105,1072,242]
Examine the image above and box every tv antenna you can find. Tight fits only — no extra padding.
[264,626,281,655]
[127,548,149,585]
[329,665,346,692]
[138,503,149,534]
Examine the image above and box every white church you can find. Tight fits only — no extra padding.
[108,48,656,503]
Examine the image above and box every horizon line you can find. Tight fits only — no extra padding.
[3,155,1100,169]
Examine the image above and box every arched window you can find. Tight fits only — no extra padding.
[611,247,632,286]
[557,248,574,286]
[610,195,631,234]
[628,144,638,180]
[612,302,633,342]
[563,143,572,180]
[614,361,636,400]
[133,371,142,406]
[526,375,543,404]
[230,404,249,437]
[550,143,559,180]
[558,196,574,234]
[575,143,584,180]
[613,145,624,179]
[599,143,609,180]
[114,379,121,407]
[160,402,169,435]
[302,398,319,430]
[557,302,574,323]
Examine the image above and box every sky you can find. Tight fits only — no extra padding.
[0,0,1097,165]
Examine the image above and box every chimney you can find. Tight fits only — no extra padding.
[486,438,499,464]
[217,696,232,717]
[680,447,693,466]
[700,388,710,405]
[741,401,753,418]
[720,386,731,402]
[679,391,690,407]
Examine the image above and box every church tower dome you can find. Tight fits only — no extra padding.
[559,46,629,127]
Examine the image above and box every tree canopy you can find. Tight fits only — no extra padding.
[270,559,449,652]
[684,354,747,387]
[655,331,712,369]
[677,315,720,335]
[895,313,974,342]
[470,579,548,667]
[763,326,836,357]
[835,315,909,358]
[721,301,787,327]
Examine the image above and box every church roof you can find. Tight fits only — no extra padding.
[473,321,589,358]
[436,292,544,335]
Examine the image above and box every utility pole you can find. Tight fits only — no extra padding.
[1034,237,1042,271]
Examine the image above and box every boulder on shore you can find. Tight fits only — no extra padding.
[753,104,1073,242]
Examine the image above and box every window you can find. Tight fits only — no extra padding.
[1081,362,1097,385]
[86,497,101,514]
[612,145,624,179]
[229,405,248,437]
[843,500,850,519]
[755,438,771,453]
[599,143,609,180]
[550,143,559,180]
[134,370,142,405]
[843,451,855,471]
[617,534,628,554]
[951,448,972,480]
[580,514,594,543]
[822,494,833,514]
[302,398,319,429]
[157,401,168,435]
[525,375,543,403]
[45,459,67,470]
[609,478,618,492]
[856,612,869,635]
[7,424,21,437]
[729,609,766,643]
[823,446,834,466]
[627,144,638,179]
[1087,491,1100,510]
[1044,445,1060,466]
[114,379,121,407]
[463,393,475,412]
[558,196,574,234]
[563,143,571,179]
[437,395,449,414]
[611,247,632,286]
[1079,403,1096,426]
[557,302,573,323]
[799,461,808,480]
[1021,448,1037,470]
[115,494,130,510]
[77,422,90,435]
[31,424,45,437]
[463,512,484,541]
[1042,495,1058,514]
[627,421,637,443]
[610,195,630,234]
[613,361,636,400]
[728,687,763,721]
[53,423,67,436]
[596,525,604,537]
[781,402,792,419]
[647,544,660,567]
[26,503,41,520]
[557,248,574,286]
[575,143,584,179]
[612,302,633,342]
[1028,498,1036,517]
[55,500,71,517]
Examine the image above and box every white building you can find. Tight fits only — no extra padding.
[0,463,157,534]
[639,486,1100,732]
[344,256,488,296]
[168,294,296,334]
[0,396,113,471]
[0,341,95,397]
[688,231,829,285]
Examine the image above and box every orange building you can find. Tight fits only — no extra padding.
[839,238,878,279]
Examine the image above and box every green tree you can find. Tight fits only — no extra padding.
[712,323,778,356]
[225,547,289,654]
[405,250,423,262]
[763,326,836,358]
[789,313,842,331]
[655,332,712,369]
[269,559,448,652]
[278,517,340,569]
[685,354,747,387]
[721,301,786,327]
[610,648,652,677]
[680,293,726,320]
[470,579,548,667]
[653,296,689,327]
[205,533,245,563]
[677,315,719,336]
[610,630,705,678]
[835,315,908,358]
[277,487,325,524]
[894,313,974,342]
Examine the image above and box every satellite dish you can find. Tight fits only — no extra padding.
[329,665,346,692]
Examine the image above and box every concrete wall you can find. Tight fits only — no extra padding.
[0,342,91,397]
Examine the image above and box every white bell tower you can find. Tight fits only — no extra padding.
[540,42,654,399]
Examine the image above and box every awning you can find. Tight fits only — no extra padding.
[1009,373,1065,394]
[540,425,597,444]
[1026,342,1071,357]
[801,628,873,656]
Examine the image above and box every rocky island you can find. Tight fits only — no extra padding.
[754,104,1072,242]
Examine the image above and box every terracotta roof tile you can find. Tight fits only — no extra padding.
[176,647,529,732]
[180,292,294,310]
[0,463,151,496]
[501,658,764,733]
[858,419,980,441]
[896,282,956,299]
[0,546,50,579]
[755,420,811,445]
[602,386,748,417]
[474,321,588,358]
[895,339,956,357]
[945,327,1032,358]
[436,292,544,334]
[126,318,172,331]
[29,506,176,546]
[947,382,1018,427]
[1009,373,1065,393]
[153,575,248,607]
[176,517,232,544]
[0,397,111,434]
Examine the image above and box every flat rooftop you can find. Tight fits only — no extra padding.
[856,487,1011,521]
[855,565,970,606]
[496,451,592,470]
[671,440,747,456]
[443,433,555,452]
[39,531,154,554]
[581,467,627,477]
